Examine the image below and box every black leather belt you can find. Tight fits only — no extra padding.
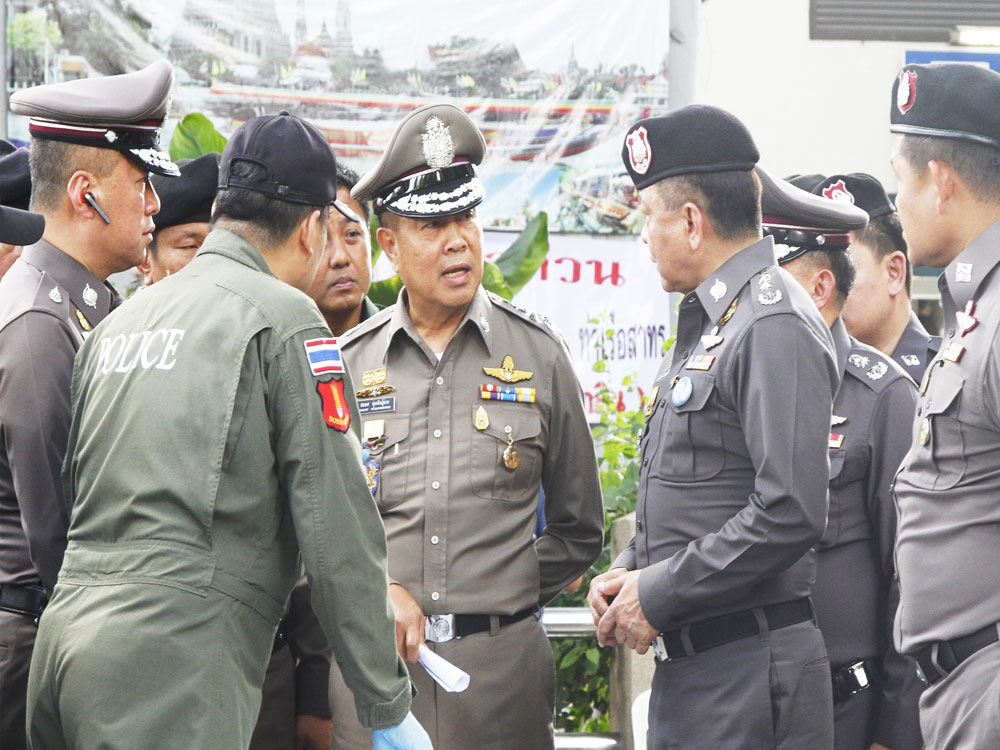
[0,583,48,618]
[425,609,535,642]
[272,617,288,654]
[831,659,876,704]
[653,598,814,663]
[913,623,999,686]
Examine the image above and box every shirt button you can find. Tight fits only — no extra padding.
[433,429,442,438]
[680,350,689,359]
[431,592,440,601]
[431,535,439,544]
[436,376,444,385]
[432,481,441,490]
[636,520,643,531]
[949,329,955,338]
[687,295,695,304]
[642,457,648,466]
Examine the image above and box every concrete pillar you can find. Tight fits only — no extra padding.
[668,0,701,110]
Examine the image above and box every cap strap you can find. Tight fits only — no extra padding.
[374,162,475,214]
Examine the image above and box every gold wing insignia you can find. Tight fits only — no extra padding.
[483,355,533,383]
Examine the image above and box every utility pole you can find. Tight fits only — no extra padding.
[668,0,701,110]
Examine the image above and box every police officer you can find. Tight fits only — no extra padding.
[0,61,174,750]
[137,151,220,285]
[342,103,604,750]
[25,112,430,750]
[588,106,838,749]
[0,139,40,278]
[889,63,1000,747]
[792,172,940,382]
[762,169,923,750]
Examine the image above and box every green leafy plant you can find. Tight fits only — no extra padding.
[166,114,550,305]
[549,319,673,733]
[169,114,228,162]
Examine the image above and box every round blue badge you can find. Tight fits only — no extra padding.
[671,376,693,407]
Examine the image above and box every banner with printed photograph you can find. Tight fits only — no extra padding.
[6,0,669,233]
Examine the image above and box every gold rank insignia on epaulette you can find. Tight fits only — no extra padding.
[483,355,533,383]
[74,307,92,331]
[480,384,536,403]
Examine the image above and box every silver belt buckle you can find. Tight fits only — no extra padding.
[425,614,456,643]
[652,634,671,663]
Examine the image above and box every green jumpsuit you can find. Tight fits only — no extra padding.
[26,229,411,749]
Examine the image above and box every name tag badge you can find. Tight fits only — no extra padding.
[358,396,396,415]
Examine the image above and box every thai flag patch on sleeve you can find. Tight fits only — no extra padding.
[303,338,345,376]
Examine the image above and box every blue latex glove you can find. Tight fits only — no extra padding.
[371,711,433,750]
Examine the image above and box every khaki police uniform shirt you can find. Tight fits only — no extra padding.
[817,319,921,748]
[0,240,118,592]
[339,287,604,616]
[613,238,838,631]
[59,229,410,729]
[895,218,1000,653]
[892,311,940,383]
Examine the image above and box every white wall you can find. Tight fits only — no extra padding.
[694,0,980,191]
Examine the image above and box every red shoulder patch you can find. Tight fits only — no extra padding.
[317,378,351,432]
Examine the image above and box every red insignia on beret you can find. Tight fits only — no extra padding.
[626,125,651,175]
[822,179,855,204]
[897,70,917,114]
[317,378,351,432]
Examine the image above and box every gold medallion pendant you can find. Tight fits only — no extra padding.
[502,430,519,470]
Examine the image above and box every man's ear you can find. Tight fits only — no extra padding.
[136,248,153,286]
[66,171,98,220]
[376,226,400,273]
[812,267,838,311]
[299,209,325,257]
[682,201,704,251]
[884,250,907,298]
[928,159,956,214]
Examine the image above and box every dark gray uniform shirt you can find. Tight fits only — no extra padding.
[0,240,118,592]
[815,318,921,747]
[895,218,1000,653]
[892,311,940,383]
[614,237,838,630]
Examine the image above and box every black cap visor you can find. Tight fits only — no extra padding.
[0,205,45,246]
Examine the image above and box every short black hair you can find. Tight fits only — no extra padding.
[213,160,328,247]
[854,213,911,296]
[335,164,370,221]
[795,248,856,304]
[900,134,1000,204]
[29,139,118,213]
[655,169,762,241]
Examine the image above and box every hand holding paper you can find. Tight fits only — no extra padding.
[418,643,470,693]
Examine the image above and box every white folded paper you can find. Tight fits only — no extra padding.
[418,643,470,693]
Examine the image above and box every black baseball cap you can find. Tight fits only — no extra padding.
[0,140,32,211]
[219,111,360,223]
[151,153,220,231]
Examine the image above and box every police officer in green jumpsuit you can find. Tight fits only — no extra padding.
[25,112,432,750]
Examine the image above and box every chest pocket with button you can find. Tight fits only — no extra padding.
[652,373,724,482]
[366,415,410,511]
[471,407,543,502]
[906,369,966,491]
[823,446,870,546]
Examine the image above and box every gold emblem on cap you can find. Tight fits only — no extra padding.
[422,116,455,169]
[362,367,387,387]
[484,355,533,383]
[474,406,490,431]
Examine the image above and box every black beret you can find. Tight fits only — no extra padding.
[151,153,220,231]
[621,105,759,190]
[788,172,895,220]
[758,168,868,264]
[891,63,1000,149]
[0,140,32,211]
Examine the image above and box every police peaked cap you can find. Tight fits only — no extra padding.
[352,103,487,218]
[621,105,760,190]
[10,60,180,177]
[891,63,1000,150]
[758,168,869,265]
[151,153,220,232]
